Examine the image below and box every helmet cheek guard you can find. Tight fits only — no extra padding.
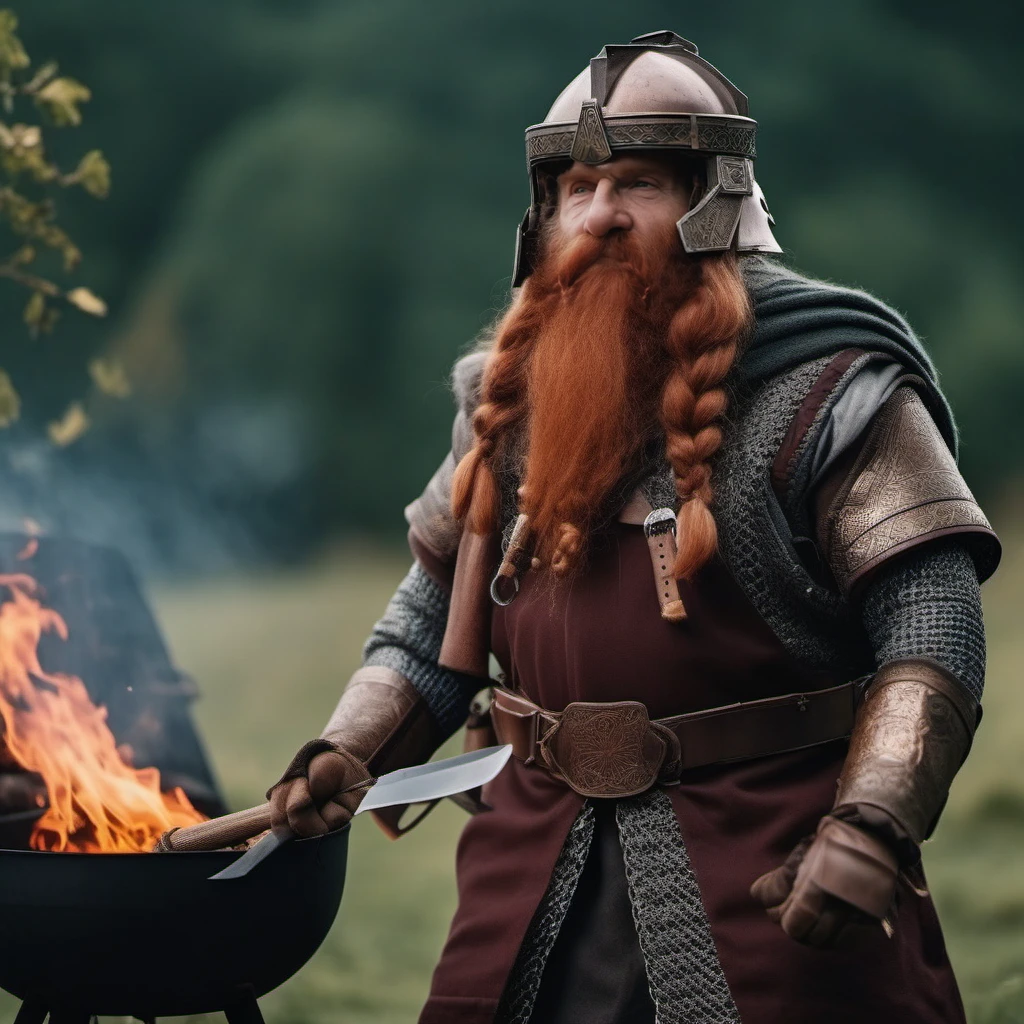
[736,179,780,253]
[512,31,782,285]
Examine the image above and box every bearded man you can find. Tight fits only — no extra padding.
[267,31,1000,1024]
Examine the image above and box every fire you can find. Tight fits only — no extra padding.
[0,572,207,852]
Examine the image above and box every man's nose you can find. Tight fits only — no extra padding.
[583,179,632,237]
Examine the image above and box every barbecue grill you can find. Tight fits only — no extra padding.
[0,533,348,1021]
[0,824,349,1022]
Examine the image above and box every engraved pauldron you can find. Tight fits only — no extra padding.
[835,658,975,843]
[822,386,999,596]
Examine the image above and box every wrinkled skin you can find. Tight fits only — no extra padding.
[555,153,693,244]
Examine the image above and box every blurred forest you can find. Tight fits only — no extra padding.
[1,0,1021,569]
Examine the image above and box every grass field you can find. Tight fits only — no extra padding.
[1,534,1023,1023]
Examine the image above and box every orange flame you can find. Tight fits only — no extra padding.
[0,572,207,852]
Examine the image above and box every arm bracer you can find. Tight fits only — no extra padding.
[362,561,482,741]
[843,541,985,843]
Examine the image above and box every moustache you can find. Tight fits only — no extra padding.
[555,231,647,289]
[545,226,680,300]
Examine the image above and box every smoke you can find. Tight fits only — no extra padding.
[0,395,316,578]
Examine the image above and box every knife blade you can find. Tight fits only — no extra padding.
[208,743,512,881]
[355,745,512,813]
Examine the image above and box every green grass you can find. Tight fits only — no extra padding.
[2,537,1024,1023]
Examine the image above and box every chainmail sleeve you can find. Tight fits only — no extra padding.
[859,539,986,702]
[362,561,481,740]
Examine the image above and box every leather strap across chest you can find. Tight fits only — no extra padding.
[618,489,687,621]
[491,681,862,799]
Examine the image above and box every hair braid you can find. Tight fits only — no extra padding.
[451,284,554,533]
[660,253,753,580]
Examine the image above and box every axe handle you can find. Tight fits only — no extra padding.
[155,802,271,852]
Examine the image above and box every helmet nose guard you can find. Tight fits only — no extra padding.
[512,30,781,286]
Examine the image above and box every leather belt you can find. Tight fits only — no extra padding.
[491,682,861,799]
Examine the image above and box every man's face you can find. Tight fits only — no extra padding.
[555,154,691,248]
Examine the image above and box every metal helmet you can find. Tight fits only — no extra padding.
[513,30,781,285]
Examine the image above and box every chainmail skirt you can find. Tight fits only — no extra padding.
[497,789,741,1024]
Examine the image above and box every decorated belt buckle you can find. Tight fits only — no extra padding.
[545,701,660,798]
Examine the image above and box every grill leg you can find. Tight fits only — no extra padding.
[224,987,265,1024]
[13,997,46,1024]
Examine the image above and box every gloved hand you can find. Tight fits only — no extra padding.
[267,738,374,838]
[754,659,976,949]
[266,665,442,840]
[750,814,898,948]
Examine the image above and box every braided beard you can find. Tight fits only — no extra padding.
[517,225,699,573]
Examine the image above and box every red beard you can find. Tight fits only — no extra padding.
[516,224,699,572]
[452,221,751,582]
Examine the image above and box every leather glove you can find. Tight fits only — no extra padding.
[754,659,976,949]
[750,815,899,948]
[266,665,442,840]
[268,738,374,838]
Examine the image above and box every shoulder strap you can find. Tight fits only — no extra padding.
[770,348,866,505]
[771,348,932,539]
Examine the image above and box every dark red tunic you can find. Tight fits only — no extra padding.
[418,520,965,1024]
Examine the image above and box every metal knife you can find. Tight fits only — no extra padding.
[208,744,512,881]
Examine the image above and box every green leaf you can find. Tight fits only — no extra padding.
[35,222,80,270]
[22,290,58,336]
[48,400,89,446]
[75,149,110,198]
[88,357,130,398]
[22,288,44,328]
[0,122,57,183]
[35,76,90,127]
[11,123,39,148]
[21,60,58,96]
[0,368,19,426]
[66,286,106,316]
[0,11,30,78]
[11,243,34,265]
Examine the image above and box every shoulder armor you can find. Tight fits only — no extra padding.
[404,349,490,565]
[451,349,488,421]
[450,349,488,463]
[821,386,1000,596]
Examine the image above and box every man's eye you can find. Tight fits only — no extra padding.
[571,184,591,195]
[631,180,656,189]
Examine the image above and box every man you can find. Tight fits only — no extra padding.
[268,31,1000,1024]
